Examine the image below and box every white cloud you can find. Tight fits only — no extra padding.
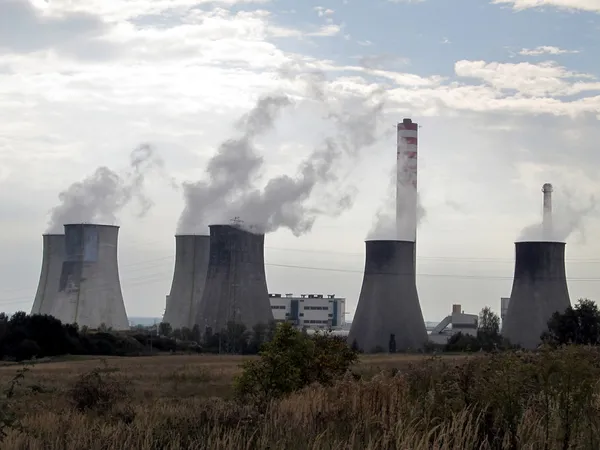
[492,0,600,12]
[455,60,600,97]
[2,0,600,322]
[314,6,335,16]
[519,46,580,56]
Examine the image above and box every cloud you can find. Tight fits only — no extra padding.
[492,0,600,13]
[454,60,600,97]
[519,46,580,56]
[0,0,113,57]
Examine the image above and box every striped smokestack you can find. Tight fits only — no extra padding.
[542,183,553,240]
[396,118,418,242]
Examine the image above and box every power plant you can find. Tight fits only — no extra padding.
[15,117,588,353]
[49,224,129,330]
[195,224,273,331]
[502,241,571,349]
[162,235,210,330]
[348,240,428,351]
[31,234,65,316]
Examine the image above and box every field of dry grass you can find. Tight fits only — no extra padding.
[0,350,598,449]
[0,353,470,449]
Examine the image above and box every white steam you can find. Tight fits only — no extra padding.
[177,69,387,235]
[518,188,596,242]
[46,144,163,233]
[367,167,426,241]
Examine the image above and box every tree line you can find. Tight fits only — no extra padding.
[0,297,597,361]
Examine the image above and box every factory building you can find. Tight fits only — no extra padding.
[428,304,478,345]
[268,293,346,329]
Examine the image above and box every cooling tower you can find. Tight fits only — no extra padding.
[502,241,571,349]
[348,240,428,352]
[196,224,273,331]
[31,234,65,316]
[162,235,210,330]
[49,224,129,330]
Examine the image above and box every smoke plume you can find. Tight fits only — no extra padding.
[46,144,163,233]
[518,188,597,242]
[177,70,387,235]
[368,167,426,240]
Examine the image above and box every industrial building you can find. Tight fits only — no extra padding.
[268,293,346,329]
[348,240,428,352]
[196,224,273,331]
[49,224,129,330]
[162,234,210,330]
[428,304,478,345]
[31,234,65,316]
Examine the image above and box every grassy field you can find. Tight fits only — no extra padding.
[1,350,599,449]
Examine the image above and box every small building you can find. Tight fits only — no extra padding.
[500,297,510,329]
[428,304,478,345]
[269,293,346,330]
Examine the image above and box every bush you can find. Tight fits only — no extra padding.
[234,322,358,405]
[68,365,126,413]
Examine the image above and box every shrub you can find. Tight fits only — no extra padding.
[68,365,126,413]
[234,323,358,405]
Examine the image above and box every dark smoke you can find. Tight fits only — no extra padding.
[177,69,387,235]
[46,144,163,233]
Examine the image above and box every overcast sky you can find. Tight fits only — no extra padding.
[2,0,600,322]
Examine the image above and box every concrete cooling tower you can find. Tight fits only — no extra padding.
[49,224,129,330]
[502,241,571,349]
[31,234,65,316]
[348,240,428,352]
[162,235,210,330]
[196,224,273,331]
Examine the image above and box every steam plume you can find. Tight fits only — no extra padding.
[177,70,387,235]
[368,166,426,241]
[46,144,163,233]
[518,187,596,242]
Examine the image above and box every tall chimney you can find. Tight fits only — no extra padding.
[31,234,65,316]
[542,183,553,240]
[195,224,273,331]
[49,224,129,330]
[348,240,428,352]
[162,235,210,330]
[502,241,571,349]
[396,118,418,242]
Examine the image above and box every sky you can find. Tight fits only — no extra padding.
[2,0,600,323]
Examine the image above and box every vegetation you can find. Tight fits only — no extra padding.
[3,300,600,447]
[445,306,512,352]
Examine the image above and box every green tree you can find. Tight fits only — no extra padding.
[477,306,502,350]
[234,322,358,406]
[158,322,172,337]
[478,307,500,335]
[545,298,600,345]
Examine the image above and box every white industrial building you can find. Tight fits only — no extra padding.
[428,304,478,345]
[269,293,346,329]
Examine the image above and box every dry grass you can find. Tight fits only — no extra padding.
[0,350,597,449]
